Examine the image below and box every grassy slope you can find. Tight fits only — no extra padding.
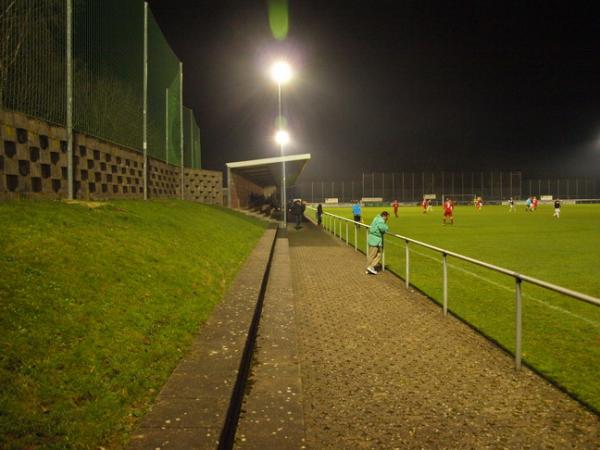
[322,204,600,412]
[0,200,267,449]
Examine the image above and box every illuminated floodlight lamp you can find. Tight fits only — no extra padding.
[270,61,292,85]
[275,129,290,146]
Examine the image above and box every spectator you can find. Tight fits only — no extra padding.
[291,200,303,229]
[316,204,323,225]
[352,200,362,223]
[366,211,389,275]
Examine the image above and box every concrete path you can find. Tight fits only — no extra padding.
[239,222,600,449]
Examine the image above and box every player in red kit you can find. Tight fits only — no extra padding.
[475,196,483,211]
[443,198,454,225]
[391,199,399,217]
[421,197,428,213]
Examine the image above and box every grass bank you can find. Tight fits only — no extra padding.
[0,200,268,449]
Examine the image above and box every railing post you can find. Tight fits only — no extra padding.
[339,219,342,239]
[515,277,522,370]
[365,227,369,262]
[354,225,358,251]
[443,253,448,316]
[346,222,349,246]
[382,240,385,272]
[405,240,410,288]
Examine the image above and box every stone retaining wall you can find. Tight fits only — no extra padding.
[0,110,222,204]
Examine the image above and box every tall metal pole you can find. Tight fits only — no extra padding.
[401,172,404,201]
[372,171,374,197]
[189,107,194,168]
[165,88,169,163]
[66,0,73,199]
[278,82,287,227]
[143,3,148,199]
[179,62,184,200]
[362,172,365,198]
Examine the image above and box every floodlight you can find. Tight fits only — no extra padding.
[275,129,290,145]
[270,61,292,84]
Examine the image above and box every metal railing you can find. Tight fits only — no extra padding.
[307,206,600,370]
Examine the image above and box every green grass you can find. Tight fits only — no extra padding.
[320,203,600,412]
[0,200,268,449]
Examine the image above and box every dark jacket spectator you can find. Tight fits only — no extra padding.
[291,200,303,228]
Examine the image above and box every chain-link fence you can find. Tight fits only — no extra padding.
[73,0,144,150]
[1,0,66,125]
[0,0,201,170]
[292,172,600,204]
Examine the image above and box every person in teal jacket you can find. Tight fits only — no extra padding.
[366,211,389,274]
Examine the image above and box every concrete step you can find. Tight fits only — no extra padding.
[234,236,306,449]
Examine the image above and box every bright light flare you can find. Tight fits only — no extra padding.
[275,129,290,145]
[270,61,292,84]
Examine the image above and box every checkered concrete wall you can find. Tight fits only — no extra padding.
[1,111,69,199]
[183,168,222,205]
[1,111,222,205]
[74,134,145,199]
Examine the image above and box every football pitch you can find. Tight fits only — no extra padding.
[317,203,600,412]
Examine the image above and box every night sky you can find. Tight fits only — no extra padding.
[147,0,599,180]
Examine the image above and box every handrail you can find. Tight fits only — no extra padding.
[307,205,600,370]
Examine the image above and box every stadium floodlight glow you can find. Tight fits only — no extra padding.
[275,129,290,145]
[270,61,293,85]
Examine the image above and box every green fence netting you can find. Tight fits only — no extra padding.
[193,123,201,169]
[1,1,197,169]
[147,8,181,165]
[165,70,181,166]
[73,0,144,150]
[0,0,66,125]
[183,106,201,169]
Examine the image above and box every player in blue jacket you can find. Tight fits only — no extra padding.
[352,200,362,222]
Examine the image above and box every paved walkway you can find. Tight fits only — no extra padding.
[239,222,600,449]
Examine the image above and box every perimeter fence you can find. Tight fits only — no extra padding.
[293,171,600,204]
[0,0,200,169]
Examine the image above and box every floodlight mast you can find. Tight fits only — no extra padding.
[271,61,293,228]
